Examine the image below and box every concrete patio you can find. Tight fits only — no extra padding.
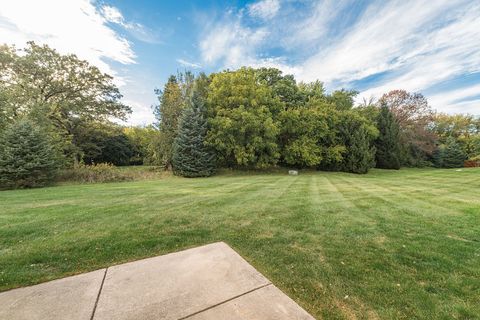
[0,242,315,319]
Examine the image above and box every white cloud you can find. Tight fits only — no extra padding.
[176,58,202,69]
[248,0,280,20]
[298,0,475,84]
[289,0,480,115]
[200,17,268,68]
[101,5,160,44]
[285,0,350,48]
[428,84,480,114]
[0,0,159,124]
[120,99,156,126]
[199,0,480,114]
[0,0,135,77]
[101,5,124,24]
[199,19,303,75]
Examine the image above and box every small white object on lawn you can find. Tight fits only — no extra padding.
[289,170,298,175]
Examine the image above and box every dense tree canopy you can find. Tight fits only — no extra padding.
[206,68,282,168]
[279,107,345,168]
[432,113,480,159]
[0,42,131,165]
[2,42,476,185]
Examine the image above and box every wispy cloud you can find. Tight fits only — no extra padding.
[428,83,480,114]
[176,58,202,69]
[101,5,160,44]
[198,0,480,114]
[247,0,281,20]
[300,1,471,82]
[199,13,268,68]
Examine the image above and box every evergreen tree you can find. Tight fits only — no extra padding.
[432,146,445,168]
[375,104,401,169]
[0,120,58,188]
[442,137,466,168]
[339,112,377,174]
[172,84,216,177]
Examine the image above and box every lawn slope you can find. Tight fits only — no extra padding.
[0,168,479,319]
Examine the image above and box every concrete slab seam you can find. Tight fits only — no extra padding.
[177,283,272,320]
[90,267,108,320]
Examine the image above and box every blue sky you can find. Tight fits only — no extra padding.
[1,0,479,124]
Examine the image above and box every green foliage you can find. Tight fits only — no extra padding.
[255,68,302,109]
[206,68,281,168]
[469,135,480,159]
[327,89,358,110]
[154,75,185,169]
[123,126,160,165]
[338,111,377,174]
[5,57,469,176]
[433,113,480,158]
[172,85,216,177]
[99,134,135,166]
[432,146,445,168]
[375,104,401,169]
[0,120,59,188]
[279,107,345,168]
[75,123,135,166]
[442,137,466,168]
[0,42,131,165]
[298,81,326,106]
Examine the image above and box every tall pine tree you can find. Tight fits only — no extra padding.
[375,103,401,169]
[0,119,58,188]
[172,81,216,177]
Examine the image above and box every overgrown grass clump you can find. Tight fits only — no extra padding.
[56,163,132,183]
[56,164,167,184]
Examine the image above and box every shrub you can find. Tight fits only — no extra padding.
[465,155,480,167]
[57,163,132,184]
[0,120,59,189]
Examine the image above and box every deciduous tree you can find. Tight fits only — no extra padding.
[379,90,436,166]
[154,75,184,169]
[0,42,131,165]
[206,68,281,168]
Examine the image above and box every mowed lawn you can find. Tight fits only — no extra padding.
[1,169,479,319]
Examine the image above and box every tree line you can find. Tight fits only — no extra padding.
[0,43,479,187]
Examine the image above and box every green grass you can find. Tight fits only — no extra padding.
[1,168,479,319]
